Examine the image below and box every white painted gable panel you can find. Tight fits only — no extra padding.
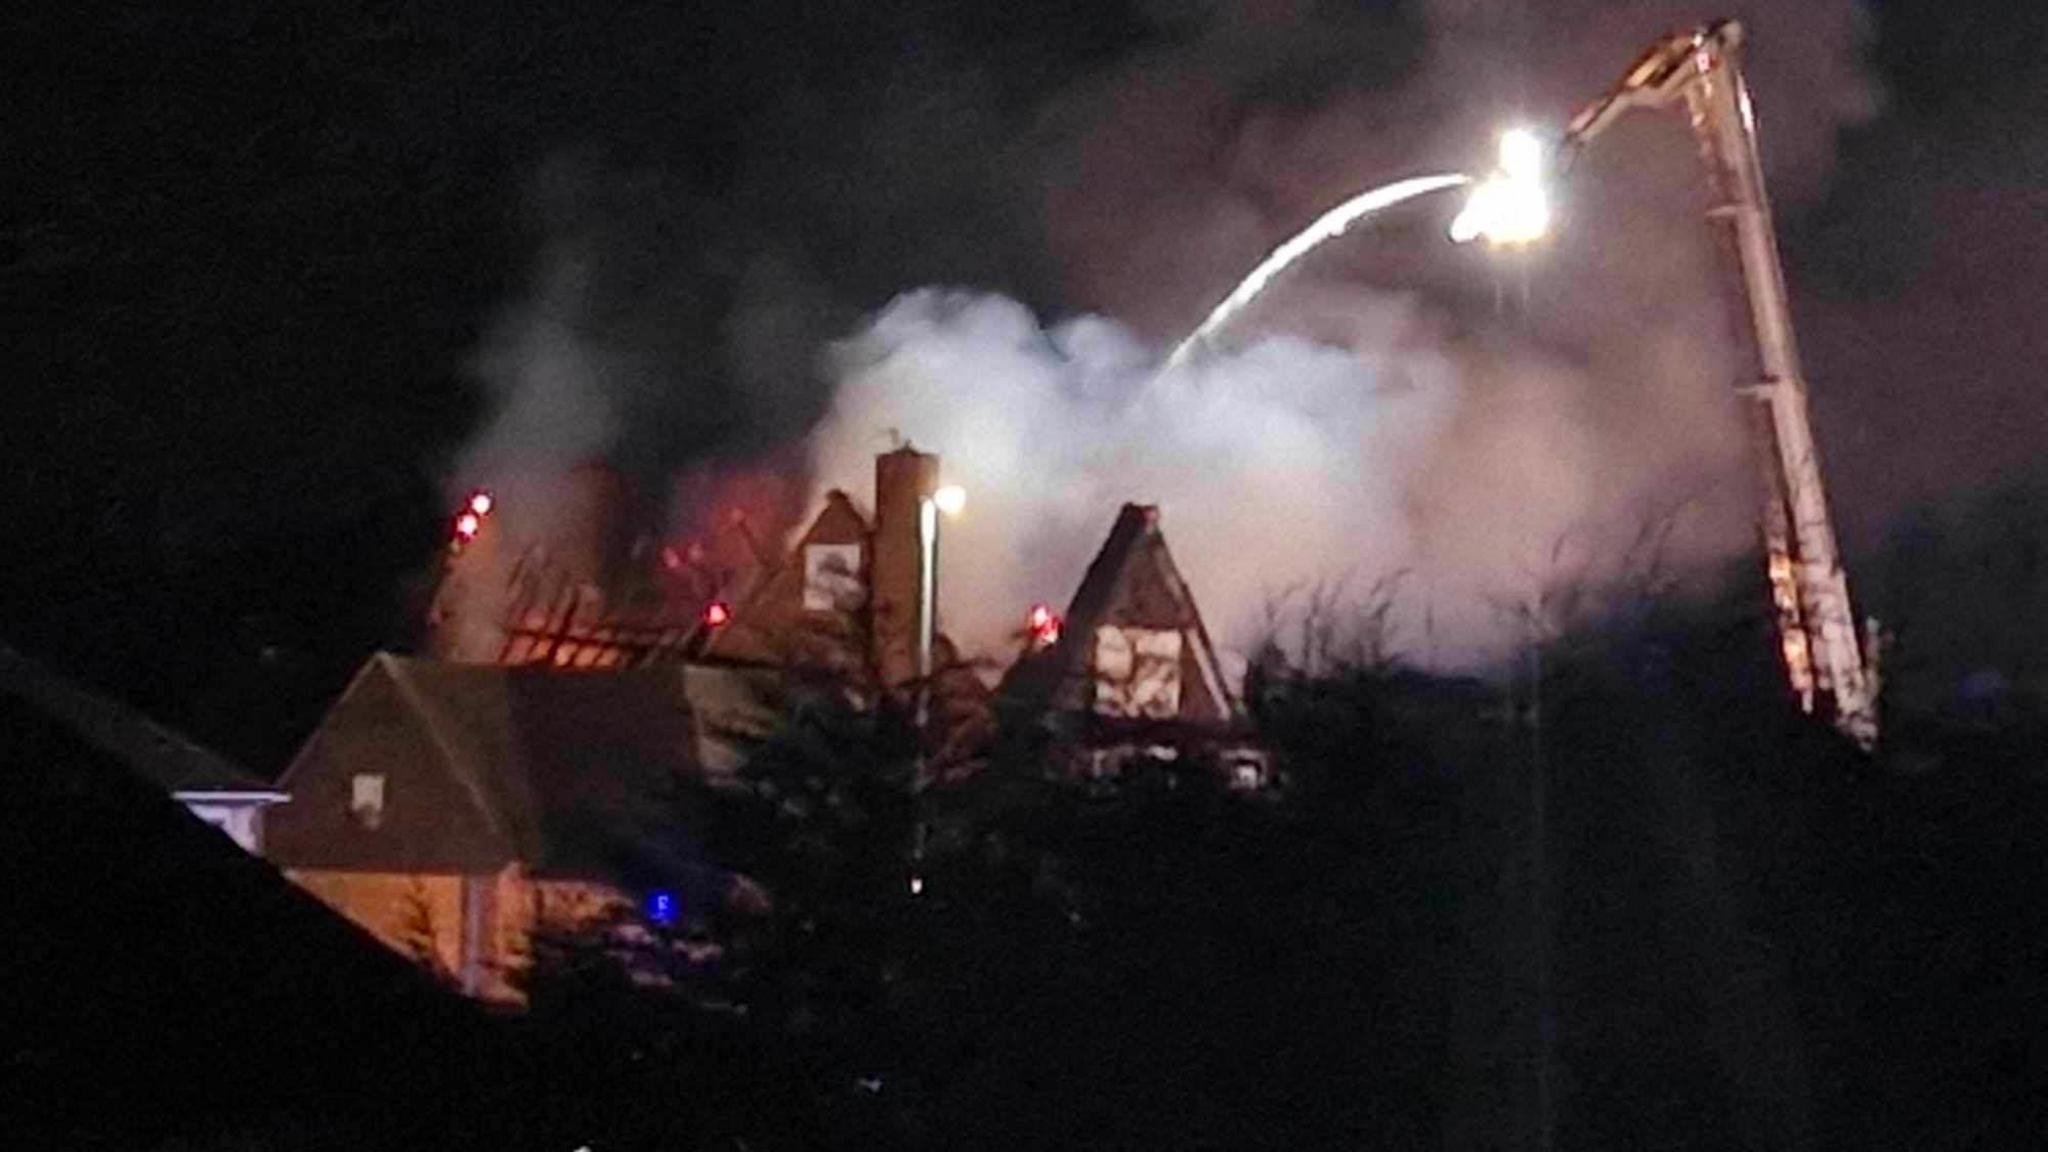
[1093,626,1183,718]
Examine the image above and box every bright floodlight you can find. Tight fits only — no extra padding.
[1449,126,1552,247]
[1499,126,1544,180]
[932,484,967,517]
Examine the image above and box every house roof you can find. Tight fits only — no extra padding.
[266,653,780,886]
[0,693,482,1144]
[0,643,283,800]
[696,488,873,669]
[1000,504,1242,727]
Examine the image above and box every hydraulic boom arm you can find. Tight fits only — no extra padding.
[1562,20,1879,748]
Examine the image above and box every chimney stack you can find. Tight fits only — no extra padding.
[870,445,940,689]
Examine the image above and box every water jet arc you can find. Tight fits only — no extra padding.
[1164,173,1471,370]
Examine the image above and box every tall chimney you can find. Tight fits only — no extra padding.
[870,445,939,689]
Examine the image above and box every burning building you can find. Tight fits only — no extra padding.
[427,447,970,687]
[999,503,1270,789]
[426,464,748,670]
[694,446,945,686]
[685,444,994,769]
[273,446,1271,998]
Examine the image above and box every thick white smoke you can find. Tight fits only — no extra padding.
[448,0,1879,674]
[800,0,1879,672]
[810,288,1651,669]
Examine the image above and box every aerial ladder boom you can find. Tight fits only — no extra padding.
[1561,20,1879,748]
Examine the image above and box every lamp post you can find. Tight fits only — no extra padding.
[916,484,967,732]
[1453,127,1555,1152]
[910,483,964,898]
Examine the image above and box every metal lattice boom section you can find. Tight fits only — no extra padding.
[1562,20,1879,747]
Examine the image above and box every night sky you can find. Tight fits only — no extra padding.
[7,0,2044,765]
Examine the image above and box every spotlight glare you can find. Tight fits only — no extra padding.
[1449,126,1552,248]
[1499,127,1544,179]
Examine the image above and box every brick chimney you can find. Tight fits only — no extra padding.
[870,445,940,689]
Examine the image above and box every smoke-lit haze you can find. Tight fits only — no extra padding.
[458,158,851,544]
[813,288,1627,665]
[455,0,1882,669]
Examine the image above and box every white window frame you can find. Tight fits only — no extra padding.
[801,543,865,611]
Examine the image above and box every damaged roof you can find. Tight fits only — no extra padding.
[696,487,873,669]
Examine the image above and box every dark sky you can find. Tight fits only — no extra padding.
[1797,1,2048,534]
[5,0,2043,765]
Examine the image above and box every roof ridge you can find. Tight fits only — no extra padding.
[821,486,873,531]
[1007,504,1241,720]
[375,657,519,856]
[1140,521,1240,719]
[276,655,391,790]
[1052,504,1151,673]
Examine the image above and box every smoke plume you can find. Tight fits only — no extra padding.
[802,0,1877,665]
[451,0,1879,670]
[814,287,1657,669]
[453,157,850,574]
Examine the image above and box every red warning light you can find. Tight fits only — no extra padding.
[454,511,482,541]
[467,490,494,517]
[702,601,732,628]
[1027,602,1062,647]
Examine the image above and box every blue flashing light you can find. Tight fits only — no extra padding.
[645,890,678,926]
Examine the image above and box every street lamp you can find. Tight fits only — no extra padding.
[910,482,964,899]
[1452,124,1558,1152]
[916,484,966,731]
